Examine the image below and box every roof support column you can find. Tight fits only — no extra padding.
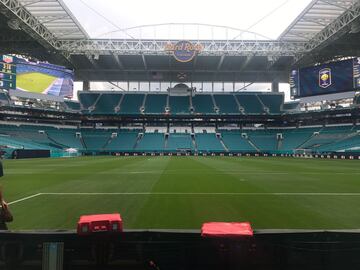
[271,80,279,93]
[83,81,90,91]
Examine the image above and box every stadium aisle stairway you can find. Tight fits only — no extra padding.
[221,131,258,152]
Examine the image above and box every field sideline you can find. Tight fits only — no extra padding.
[1,156,360,230]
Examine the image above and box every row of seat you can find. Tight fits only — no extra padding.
[78,92,284,115]
[1,124,359,155]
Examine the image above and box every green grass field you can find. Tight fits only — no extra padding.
[1,156,360,231]
[16,72,57,93]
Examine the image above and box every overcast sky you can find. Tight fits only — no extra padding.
[63,0,312,40]
[67,0,313,101]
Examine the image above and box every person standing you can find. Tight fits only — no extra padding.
[0,160,13,230]
[0,200,12,230]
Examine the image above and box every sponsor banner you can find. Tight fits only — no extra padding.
[292,58,359,98]
[319,68,331,88]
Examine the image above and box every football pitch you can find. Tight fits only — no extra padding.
[2,156,360,230]
[16,72,57,93]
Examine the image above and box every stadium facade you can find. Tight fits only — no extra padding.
[0,0,360,269]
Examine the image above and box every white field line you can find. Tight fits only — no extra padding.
[41,192,360,196]
[98,171,360,175]
[7,192,360,206]
[8,193,42,205]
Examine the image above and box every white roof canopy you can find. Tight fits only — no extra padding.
[18,0,89,39]
[13,0,358,43]
[279,0,358,41]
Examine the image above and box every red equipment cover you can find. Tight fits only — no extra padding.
[77,213,123,235]
[201,222,253,238]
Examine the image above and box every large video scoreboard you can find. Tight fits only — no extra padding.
[0,54,74,97]
[290,58,360,99]
[0,55,16,90]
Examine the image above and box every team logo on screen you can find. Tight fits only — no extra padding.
[164,41,203,62]
[319,68,332,88]
[2,55,13,64]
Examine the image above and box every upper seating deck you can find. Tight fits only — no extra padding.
[78,92,284,116]
[169,96,190,115]
[118,94,145,114]
[213,94,239,114]
[192,95,215,114]
[236,94,265,114]
[144,94,167,114]
[78,92,100,110]
[92,93,122,114]
[257,94,283,114]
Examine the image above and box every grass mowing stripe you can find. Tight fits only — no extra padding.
[3,156,360,230]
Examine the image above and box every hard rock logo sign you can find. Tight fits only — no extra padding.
[164,41,203,63]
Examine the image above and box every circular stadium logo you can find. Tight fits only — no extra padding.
[164,41,203,63]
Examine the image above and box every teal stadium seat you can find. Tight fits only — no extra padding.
[81,130,112,151]
[167,134,193,151]
[192,95,215,114]
[92,93,122,114]
[47,129,84,149]
[169,96,190,114]
[0,125,66,151]
[196,133,225,152]
[105,131,139,151]
[319,133,360,152]
[78,93,100,110]
[144,94,167,114]
[136,133,165,152]
[221,132,257,152]
[118,94,145,114]
[257,94,283,114]
[236,94,265,114]
[213,94,239,114]
[248,130,278,152]
[300,126,354,152]
[278,127,321,153]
